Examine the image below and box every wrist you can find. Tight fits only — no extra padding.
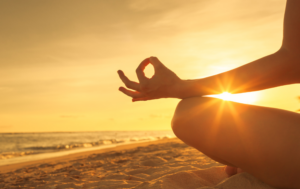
[173,79,202,99]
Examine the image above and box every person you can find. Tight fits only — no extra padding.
[117,0,300,188]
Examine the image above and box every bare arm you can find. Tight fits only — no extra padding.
[177,0,300,98]
[118,0,300,101]
[178,49,299,97]
[282,0,300,52]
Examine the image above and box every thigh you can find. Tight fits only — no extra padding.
[172,97,300,188]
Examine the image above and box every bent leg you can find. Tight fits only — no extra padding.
[172,97,300,189]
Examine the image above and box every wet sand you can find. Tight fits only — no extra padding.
[0,138,276,189]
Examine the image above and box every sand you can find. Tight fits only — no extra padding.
[0,138,277,189]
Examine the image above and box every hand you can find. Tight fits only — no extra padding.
[118,57,182,102]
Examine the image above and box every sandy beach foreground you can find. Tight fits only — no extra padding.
[0,138,276,189]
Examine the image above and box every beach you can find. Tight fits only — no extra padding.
[0,138,276,189]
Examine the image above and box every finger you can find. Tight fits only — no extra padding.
[117,70,140,91]
[149,56,164,69]
[119,87,145,98]
[136,58,150,83]
[132,97,150,102]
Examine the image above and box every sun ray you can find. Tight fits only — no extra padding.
[208,92,258,104]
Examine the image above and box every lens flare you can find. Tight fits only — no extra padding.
[209,92,258,104]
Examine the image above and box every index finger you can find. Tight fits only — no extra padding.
[149,56,164,69]
[118,70,140,91]
[136,58,150,83]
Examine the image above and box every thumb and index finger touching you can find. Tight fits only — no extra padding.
[136,56,163,83]
[118,56,164,101]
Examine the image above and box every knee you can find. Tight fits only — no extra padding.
[171,97,221,139]
[171,99,188,140]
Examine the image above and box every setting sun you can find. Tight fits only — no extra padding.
[209,92,259,104]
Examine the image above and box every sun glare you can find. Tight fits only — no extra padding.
[209,92,258,104]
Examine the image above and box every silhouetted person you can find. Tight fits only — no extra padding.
[118,1,300,188]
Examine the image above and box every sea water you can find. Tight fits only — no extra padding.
[0,131,175,165]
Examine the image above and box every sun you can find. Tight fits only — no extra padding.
[209,92,258,104]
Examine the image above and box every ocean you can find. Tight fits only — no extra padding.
[0,130,175,166]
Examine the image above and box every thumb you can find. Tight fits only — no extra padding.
[132,97,150,102]
[149,56,164,69]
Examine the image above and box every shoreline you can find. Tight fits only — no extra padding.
[0,130,175,161]
[0,138,178,174]
[0,137,175,167]
[0,137,276,189]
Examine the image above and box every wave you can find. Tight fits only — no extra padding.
[0,135,173,160]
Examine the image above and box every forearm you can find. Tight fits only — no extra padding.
[175,0,300,99]
[177,48,300,98]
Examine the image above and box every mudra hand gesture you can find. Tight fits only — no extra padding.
[118,56,183,102]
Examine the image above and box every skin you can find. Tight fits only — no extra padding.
[118,0,300,188]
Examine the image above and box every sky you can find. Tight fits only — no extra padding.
[1,0,299,132]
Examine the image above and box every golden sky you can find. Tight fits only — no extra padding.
[1,0,299,132]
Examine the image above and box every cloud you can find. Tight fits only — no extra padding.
[60,115,82,119]
[149,114,172,119]
[150,114,161,118]
[0,0,289,132]
[0,0,285,70]
[127,0,182,11]
[0,0,138,68]
[150,114,173,119]
[137,0,284,34]
[0,125,13,129]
